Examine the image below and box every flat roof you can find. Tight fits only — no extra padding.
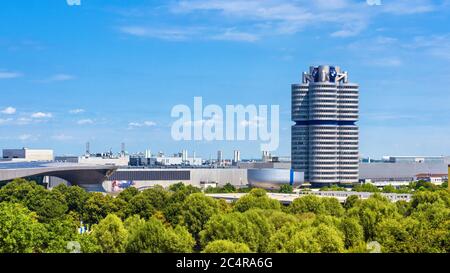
[0,161,116,170]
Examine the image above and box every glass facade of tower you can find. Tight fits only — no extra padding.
[291,65,359,186]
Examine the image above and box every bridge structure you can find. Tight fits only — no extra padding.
[0,161,117,190]
[206,190,412,204]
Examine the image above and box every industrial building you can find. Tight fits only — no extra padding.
[105,168,248,191]
[55,143,130,166]
[129,150,202,167]
[381,156,449,164]
[292,65,359,186]
[55,154,129,166]
[359,161,448,187]
[2,148,54,162]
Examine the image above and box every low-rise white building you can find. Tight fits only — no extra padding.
[2,148,54,162]
[55,154,129,166]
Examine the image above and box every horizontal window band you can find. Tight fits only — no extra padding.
[295,120,357,125]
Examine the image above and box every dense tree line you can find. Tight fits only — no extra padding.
[0,178,449,253]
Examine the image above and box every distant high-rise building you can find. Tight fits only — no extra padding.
[182,149,188,162]
[292,65,359,186]
[85,142,90,156]
[233,150,241,165]
[262,151,271,162]
[121,142,126,156]
[217,150,223,165]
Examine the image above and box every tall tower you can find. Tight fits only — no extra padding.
[292,65,359,186]
[85,142,90,156]
[233,150,241,165]
[217,150,223,165]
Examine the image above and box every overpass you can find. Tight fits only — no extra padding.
[206,191,412,204]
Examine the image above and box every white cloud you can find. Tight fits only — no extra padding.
[382,0,436,15]
[52,134,74,141]
[31,112,52,118]
[42,74,76,83]
[171,0,367,37]
[0,71,22,79]
[128,121,157,128]
[18,134,33,141]
[367,57,403,67]
[0,118,13,125]
[143,121,157,126]
[409,35,450,61]
[77,119,94,125]
[1,107,16,115]
[16,117,32,125]
[330,22,366,38]
[119,26,200,41]
[210,29,259,42]
[69,109,85,114]
[116,0,448,42]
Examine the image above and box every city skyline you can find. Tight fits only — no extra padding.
[1,0,450,158]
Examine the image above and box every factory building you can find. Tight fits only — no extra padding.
[2,148,54,162]
[359,161,448,187]
[55,154,129,166]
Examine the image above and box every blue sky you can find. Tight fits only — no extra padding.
[1,0,450,159]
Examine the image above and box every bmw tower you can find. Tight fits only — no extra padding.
[292,65,359,187]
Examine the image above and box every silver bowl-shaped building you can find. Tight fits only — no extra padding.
[247,169,304,190]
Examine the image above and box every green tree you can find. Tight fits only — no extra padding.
[395,200,411,216]
[257,210,298,231]
[125,217,194,253]
[163,185,201,226]
[141,186,171,211]
[222,183,237,193]
[289,195,325,215]
[413,180,438,191]
[0,202,45,253]
[382,185,397,193]
[42,217,78,253]
[124,193,155,220]
[0,178,68,222]
[339,217,364,249]
[279,185,293,193]
[124,215,146,233]
[199,210,274,252]
[91,214,128,253]
[53,184,89,215]
[233,188,281,212]
[347,193,399,241]
[410,191,443,209]
[0,178,40,203]
[202,240,251,253]
[322,197,345,217]
[25,189,68,222]
[344,195,360,210]
[117,187,139,202]
[181,193,220,237]
[83,193,115,224]
[75,233,102,253]
[267,222,344,253]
